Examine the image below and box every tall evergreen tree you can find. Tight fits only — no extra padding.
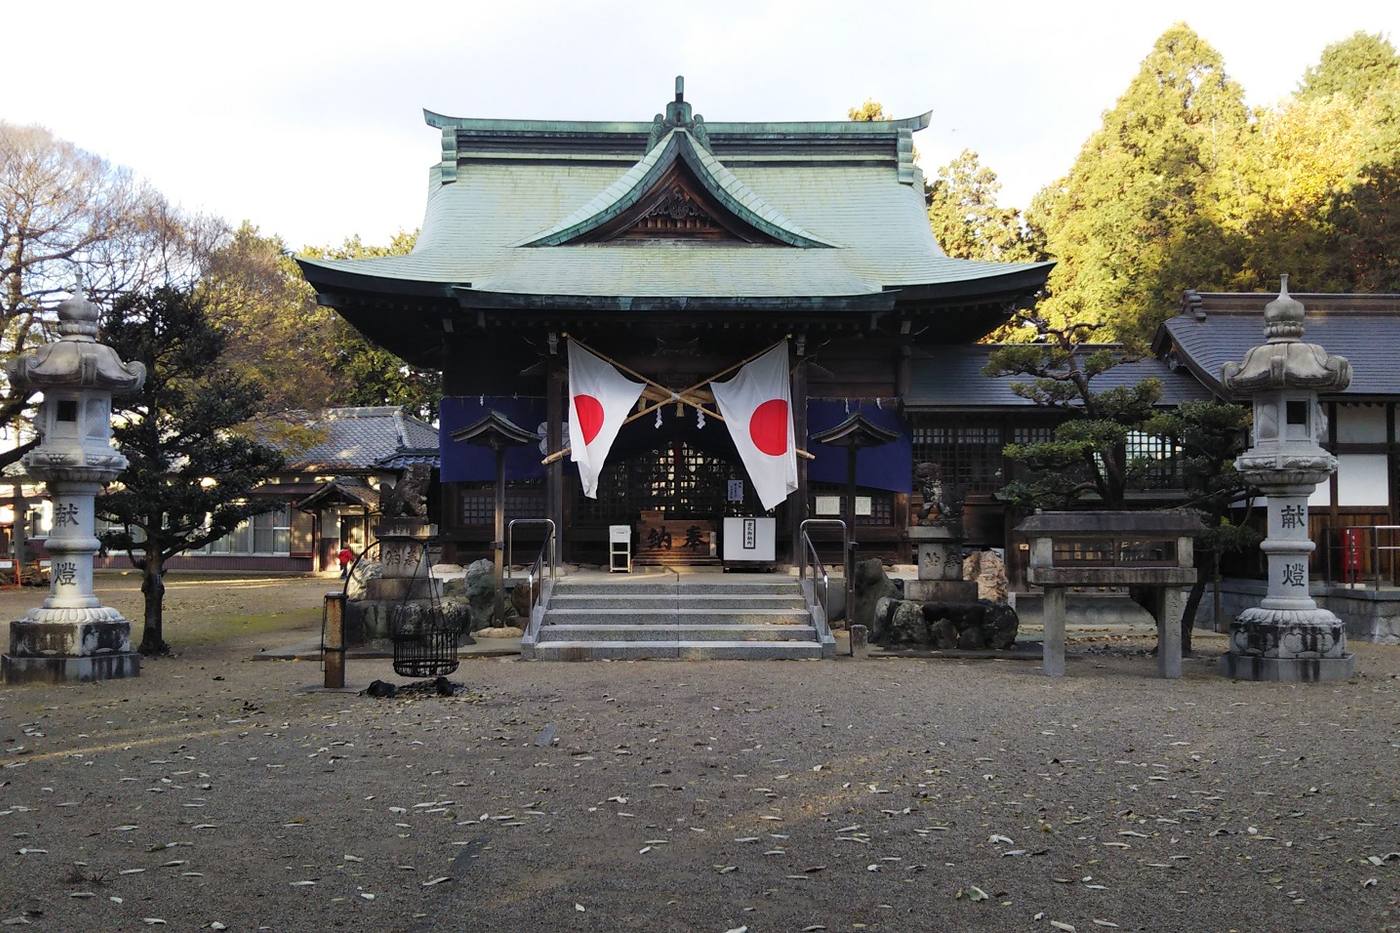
[97,286,283,655]
[925,150,1042,264]
[1030,24,1250,341]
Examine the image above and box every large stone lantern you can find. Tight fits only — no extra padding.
[1,292,146,683]
[1220,277,1353,682]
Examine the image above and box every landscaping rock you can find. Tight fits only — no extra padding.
[962,549,1010,603]
[464,559,497,630]
[852,558,899,630]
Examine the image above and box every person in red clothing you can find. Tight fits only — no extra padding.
[337,545,354,579]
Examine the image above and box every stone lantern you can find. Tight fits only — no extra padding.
[1,292,146,683]
[1219,276,1353,682]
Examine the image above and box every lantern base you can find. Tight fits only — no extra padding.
[2,651,140,684]
[1218,652,1355,683]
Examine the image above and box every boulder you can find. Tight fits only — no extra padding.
[927,616,959,649]
[345,560,382,601]
[439,596,473,633]
[852,558,899,629]
[475,625,524,639]
[889,599,930,645]
[464,559,497,631]
[872,596,896,643]
[918,600,1020,650]
[962,550,1009,603]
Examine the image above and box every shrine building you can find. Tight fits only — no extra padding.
[297,79,1319,584]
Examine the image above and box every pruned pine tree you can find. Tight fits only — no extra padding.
[96,286,283,655]
[983,314,1161,509]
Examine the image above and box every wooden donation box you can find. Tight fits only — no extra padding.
[1016,511,1202,679]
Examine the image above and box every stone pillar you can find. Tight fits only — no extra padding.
[1219,279,1354,682]
[2,292,146,684]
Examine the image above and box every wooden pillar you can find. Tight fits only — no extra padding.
[547,353,565,563]
[1042,585,1066,677]
[323,592,346,689]
[845,445,857,621]
[493,445,506,624]
[790,342,808,563]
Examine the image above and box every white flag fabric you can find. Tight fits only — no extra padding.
[568,340,645,498]
[710,341,798,511]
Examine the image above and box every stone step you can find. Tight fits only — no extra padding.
[549,594,807,610]
[552,580,800,597]
[544,608,811,626]
[531,640,825,661]
[538,623,818,642]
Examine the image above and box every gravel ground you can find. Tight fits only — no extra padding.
[1,623,1399,932]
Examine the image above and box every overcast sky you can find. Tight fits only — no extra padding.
[7,0,1397,248]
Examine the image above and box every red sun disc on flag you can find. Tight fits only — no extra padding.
[748,398,789,456]
[573,394,605,445]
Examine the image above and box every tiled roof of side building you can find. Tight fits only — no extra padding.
[905,345,1213,411]
[1154,292,1400,397]
[282,406,438,471]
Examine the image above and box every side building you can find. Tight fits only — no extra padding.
[93,405,439,574]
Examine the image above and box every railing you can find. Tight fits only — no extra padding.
[1322,524,1400,589]
[508,518,557,651]
[798,518,846,651]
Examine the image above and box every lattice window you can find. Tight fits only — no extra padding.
[911,421,1005,493]
[459,482,546,526]
[574,442,753,524]
[1011,425,1055,445]
[1125,431,1182,489]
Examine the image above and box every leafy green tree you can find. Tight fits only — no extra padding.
[300,232,442,419]
[1144,401,1256,653]
[984,314,1160,508]
[1298,31,1400,104]
[1029,23,1251,341]
[926,150,1042,264]
[97,286,283,655]
[200,224,441,420]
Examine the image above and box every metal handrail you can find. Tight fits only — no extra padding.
[799,518,847,645]
[507,518,557,636]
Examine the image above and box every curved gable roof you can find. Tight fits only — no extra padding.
[515,129,836,249]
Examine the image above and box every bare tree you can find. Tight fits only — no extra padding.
[0,121,222,467]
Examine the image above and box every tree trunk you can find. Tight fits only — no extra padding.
[139,553,168,655]
[1180,576,1206,657]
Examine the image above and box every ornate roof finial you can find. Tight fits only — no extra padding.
[56,290,101,341]
[649,75,710,150]
[1220,274,1350,394]
[1264,274,1306,342]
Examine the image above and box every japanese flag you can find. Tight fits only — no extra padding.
[710,341,798,511]
[569,340,645,498]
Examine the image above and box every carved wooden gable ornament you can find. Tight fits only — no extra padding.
[517,78,835,250]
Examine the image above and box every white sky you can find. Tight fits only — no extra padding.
[7,0,1396,248]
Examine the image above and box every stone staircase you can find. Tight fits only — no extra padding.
[523,577,834,660]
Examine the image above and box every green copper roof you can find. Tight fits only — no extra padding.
[299,80,1051,302]
[516,128,834,249]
